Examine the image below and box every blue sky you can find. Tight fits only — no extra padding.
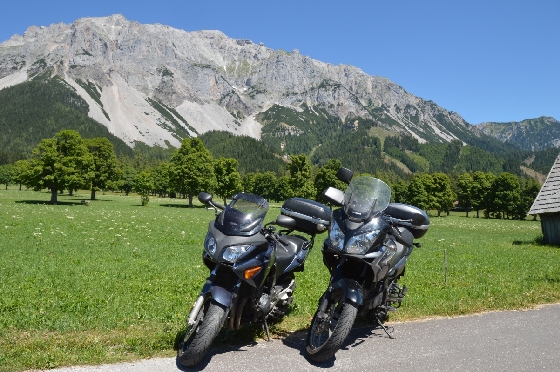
[2,0,558,124]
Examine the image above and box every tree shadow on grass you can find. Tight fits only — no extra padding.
[512,235,545,246]
[15,200,85,206]
[160,203,207,209]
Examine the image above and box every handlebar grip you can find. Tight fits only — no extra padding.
[278,236,290,246]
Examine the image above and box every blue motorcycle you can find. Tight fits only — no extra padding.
[178,192,330,367]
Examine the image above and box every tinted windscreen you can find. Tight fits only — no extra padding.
[216,193,269,235]
[343,177,391,221]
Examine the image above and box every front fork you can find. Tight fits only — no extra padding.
[187,266,241,326]
[316,256,364,320]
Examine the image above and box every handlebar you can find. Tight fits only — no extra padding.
[382,215,414,228]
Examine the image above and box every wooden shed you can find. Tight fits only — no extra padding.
[528,153,560,245]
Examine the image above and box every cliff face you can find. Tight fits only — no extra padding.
[0,14,485,148]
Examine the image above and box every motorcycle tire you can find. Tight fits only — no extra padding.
[306,292,358,363]
[177,299,226,367]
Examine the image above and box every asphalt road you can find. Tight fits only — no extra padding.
[40,303,560,372]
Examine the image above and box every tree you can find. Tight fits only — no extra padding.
[0,164,12,190]
[487,172,521,219]
[429,172,455,217]
[214,157,243,205]
[251,172,278,202]
[25,130,94,204]
[116,158,137,196]
[519,177,541,220]
[286,154,315,199]
[242,173,256,194]
[392,180,409,204]
[11,160,30,190]
[275,175,291,202]
[471,171,495,218]
[152,162,172,197]
[135,170,154,206]
[313,159,347,201]
[407,174,430,211]
[170,138,215,207]
[456,173,474,217]
[86,137,119,200]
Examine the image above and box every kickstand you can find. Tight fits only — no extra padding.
[376,318,393,339]
[262,318,271,342]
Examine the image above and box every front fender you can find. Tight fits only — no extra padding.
[329,278,363,307]
[209,285,233,308]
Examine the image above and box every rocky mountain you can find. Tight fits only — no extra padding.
[0,14,501,151]
[477,117,560,151]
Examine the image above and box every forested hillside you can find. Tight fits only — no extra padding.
[199,131,285,174]
[0,77,132,164]
[201,128,555,183]
[0,77,557,181]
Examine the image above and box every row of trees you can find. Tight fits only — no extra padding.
[0,130,542,219]
[0,130,242,206]
[0,130,326,207]
[392,171,540,219]
[0,130,120,204]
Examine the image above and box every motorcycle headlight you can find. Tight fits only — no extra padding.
[222,245,251,263]
[329,219,345,251]
[345,229,381,254]
[204,232,217,255]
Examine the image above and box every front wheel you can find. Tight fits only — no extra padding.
[306,291,358,363]
[177,299,226,367]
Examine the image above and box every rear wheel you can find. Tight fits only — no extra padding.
[177,299,226,367]
[306,291,358,363]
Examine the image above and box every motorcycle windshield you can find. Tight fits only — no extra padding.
[216,192,269,236]
[343,177,391,222]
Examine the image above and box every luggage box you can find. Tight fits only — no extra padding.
[281,198,331,235]
[385,203,430,238]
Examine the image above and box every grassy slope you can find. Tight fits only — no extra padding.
[0,188,559,371]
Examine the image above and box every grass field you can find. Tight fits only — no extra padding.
[1,188,559,371]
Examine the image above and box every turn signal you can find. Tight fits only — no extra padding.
[244,266,262,280]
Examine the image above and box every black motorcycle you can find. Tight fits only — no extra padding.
[306,168,430,362]
[178,191,330,367]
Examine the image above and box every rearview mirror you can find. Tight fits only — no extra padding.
[323,187,344,206]
[198,192,212,205]
[336,167,354,184]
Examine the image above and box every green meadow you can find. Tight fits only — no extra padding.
[1,188,559,371]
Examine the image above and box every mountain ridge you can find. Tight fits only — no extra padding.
[477,116,560,151]
[0,13,557,179]
[1,14,500,150]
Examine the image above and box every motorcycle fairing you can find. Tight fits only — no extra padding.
[275,235,309,275]
[232,245,275,288]
[206,222,269,264]
[330,209,389,255]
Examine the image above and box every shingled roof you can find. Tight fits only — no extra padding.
[529,152,560,215]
